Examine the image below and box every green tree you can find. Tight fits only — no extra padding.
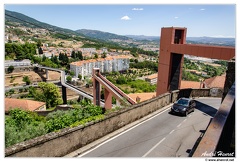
[9,89,15,95]
[116,76,127,84]
[37,40,42,48]
[77,51,83,60]
[78,74,82,80]
[101,52,107,58]
[7,66,14,73]
[62,54,69,65]
[71,51,76,59]
[5,43,37,60]
[32,55,42,64]
[94,53,98,59]
[5,109,47,147]
[31,82,63,108]
[66,76,72,83]
[23,76,31,85]
[59,52,64,61]
[69,71,74,77]
[42,55,47,62]
[51,55,59,65]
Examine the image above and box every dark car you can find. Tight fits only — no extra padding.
[170,98,196,116]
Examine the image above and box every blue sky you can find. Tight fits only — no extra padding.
[4,4,236,37]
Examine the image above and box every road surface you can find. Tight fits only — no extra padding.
[77,98,221,157]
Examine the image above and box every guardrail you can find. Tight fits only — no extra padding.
[98,73,136,105]
[192,82,235,157]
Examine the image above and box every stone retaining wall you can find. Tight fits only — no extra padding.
[5,88,219,157]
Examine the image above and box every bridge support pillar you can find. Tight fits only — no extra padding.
[116,100,121,107]
[46,69,48,80]
[93,69,101,107]
[104,89,112,109]
[62,85,67,104]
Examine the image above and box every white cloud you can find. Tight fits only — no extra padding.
[132,8,143,11]
[121,15,131,20]
[200,8,205,11]
[174,16,179,19]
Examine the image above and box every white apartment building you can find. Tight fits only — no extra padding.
[70,55,130,79]
[5,59,31,67]
[80,48,96,54]
[145,73,158,85]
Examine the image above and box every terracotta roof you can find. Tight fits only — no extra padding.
[146,73,158,80]
[180,80,202,89]
[5,98,45,112]
[70,55,130,66]
[144,73,202,89]
[128,92,156,102]
[204,75,226,88]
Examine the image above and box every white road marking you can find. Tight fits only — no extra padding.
[177,123,182,128]
[142,137,166,157]
[142,114,190,157]
[78,107,171,157]
[169,129,175,134]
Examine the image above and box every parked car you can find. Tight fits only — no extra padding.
[170,97,196,116]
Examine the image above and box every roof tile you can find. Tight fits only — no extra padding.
[5,98,45,112]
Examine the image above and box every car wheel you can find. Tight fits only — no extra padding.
[185,111,188,116]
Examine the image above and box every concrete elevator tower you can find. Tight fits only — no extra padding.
[156,27,235,96]
[156,27,186,95]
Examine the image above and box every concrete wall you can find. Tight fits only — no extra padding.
[222,60,235,101]
[5,66,34,73]
[5,88,219,157]
[36,105,74,116]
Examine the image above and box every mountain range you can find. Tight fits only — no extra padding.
[5,10,235,47]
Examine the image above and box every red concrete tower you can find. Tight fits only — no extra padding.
[156,27,186,95]
[156,27,235,96]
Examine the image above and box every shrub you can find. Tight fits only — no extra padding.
[7,66,14,73]
[5,104,104,147]
[5,109,46,147]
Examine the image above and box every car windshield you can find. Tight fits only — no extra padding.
[177,99,189,106]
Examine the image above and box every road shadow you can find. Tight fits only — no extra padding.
[187,129,209,157]
[195,100,218,117]
[187,101,219,156]
[187,116,213,157]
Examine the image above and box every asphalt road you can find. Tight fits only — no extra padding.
[78,98,221,157]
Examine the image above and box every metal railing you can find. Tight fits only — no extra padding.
[192,82,235,157]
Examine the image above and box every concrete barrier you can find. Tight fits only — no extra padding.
[5,88,219,157]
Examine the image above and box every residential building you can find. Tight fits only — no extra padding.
[180,80,203,89]
[5,59,31,67]
[123,50,131,55]
[100,47,108,54]
[128,92,156,103]
[70,55,130,79]
[5,98,46,114]
[203,74,226,88]
[145,73,158,85]
[80,48,96,54]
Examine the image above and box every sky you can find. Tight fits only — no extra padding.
[3,2,236,38]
